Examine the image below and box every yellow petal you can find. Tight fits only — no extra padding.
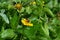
[28,23,33,26]
[21,19,33,26]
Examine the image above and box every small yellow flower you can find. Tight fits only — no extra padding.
[30,1,36,5]
[33,1,36,5]
[15,3,22,9]
[21,18,33,26]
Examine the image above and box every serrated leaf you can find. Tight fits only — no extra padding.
[20,7,25,13]
[26,6,32,14]
[42,23,49,37]
[1,29,15,39]
[10,13,18,29]
[24,27,36,40]
[44,7,54,17]
[45,0,53,8]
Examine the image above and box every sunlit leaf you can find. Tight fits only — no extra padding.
[0,13,9,24]
[1,29,15,39]
[26,6,32,14]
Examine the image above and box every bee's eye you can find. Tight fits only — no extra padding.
[26,20,29,22]
[26,19,29,22]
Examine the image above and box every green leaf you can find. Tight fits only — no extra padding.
[18,7,25,13]
[1,29,15,39]
[41,23,49,37]
[24,27,36,40]
[26,6,32,14]
[0,37,4,40]
[44,7,54,17]
[0,11,9,24]
[1,9,5,13]
[20,7,25,13]
[12,0,21,3]
[45,0,53,8]
[53,0,58,7]
[10,13,19,29]
[8,4,14,10]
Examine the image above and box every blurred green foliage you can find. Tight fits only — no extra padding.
[0,0,60,40]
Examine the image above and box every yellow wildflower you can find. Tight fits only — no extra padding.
[15,3,22,9]
[21,18,33,26]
